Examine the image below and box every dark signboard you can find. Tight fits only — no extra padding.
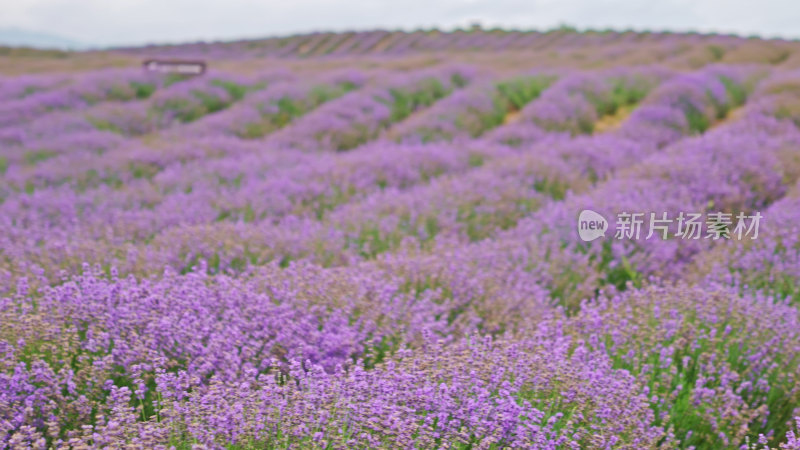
[142,59,206,75]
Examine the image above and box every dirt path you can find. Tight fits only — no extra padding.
[593,104,635,133]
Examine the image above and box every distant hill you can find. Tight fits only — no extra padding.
[0,27,88,50]
[1,27,798,72]
[112,28,798,62]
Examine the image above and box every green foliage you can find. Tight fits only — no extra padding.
[211,79,250,100]
[164,74,188,87]
[154,89,230,123]
[597,305,800,449]
[685,105,711,133]
[720,76,748,108]
[495,75,554,111]
[532,177,569,201]
[707,45,725,61]
[194,91,228,115]
[387,78,449,122]
[76,169,123,191]
[238,83,357,139]
[23,149,58,165]
[87,117,123,134]
[596,241,642,292]
[130,82,157,99]
[703,75,747,121]
[128,161,160,179]
[609,80,649,109]
[467,153,484,167]
[450,72,469,88]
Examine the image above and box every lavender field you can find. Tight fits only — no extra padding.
[3,29,800,449]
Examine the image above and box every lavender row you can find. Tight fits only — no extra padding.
[0,66,749,285]
[384,72,557,142]
[262,65,477,151]
[0,69,173,130]
[477,70,799,309]
[0,141,518,283]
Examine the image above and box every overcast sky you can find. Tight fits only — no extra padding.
[1,0,798,47]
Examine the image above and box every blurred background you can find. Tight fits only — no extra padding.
[0,0,798,49]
